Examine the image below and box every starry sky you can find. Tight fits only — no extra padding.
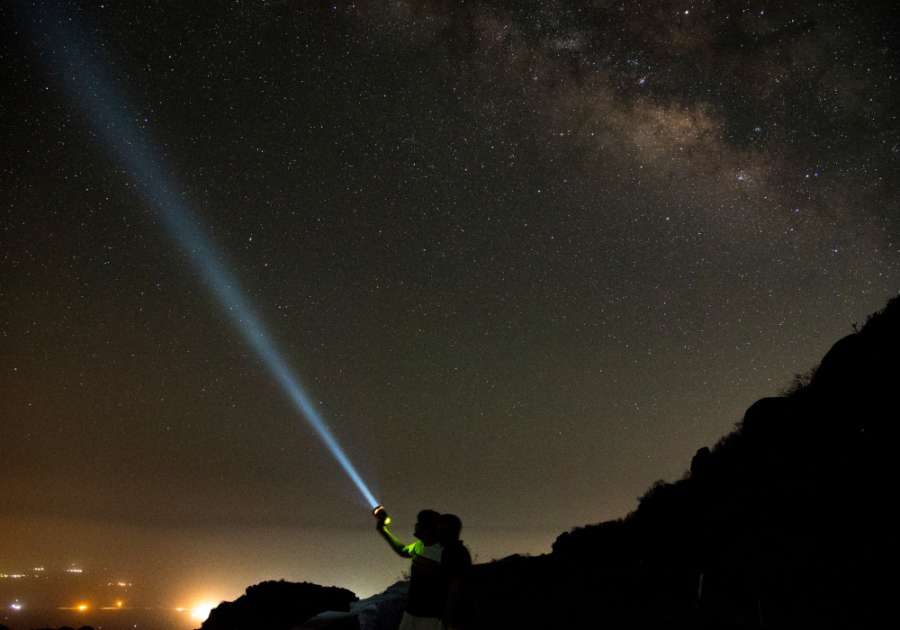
[2,0,899,607]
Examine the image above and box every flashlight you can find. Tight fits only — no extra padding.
[373,505,391,525]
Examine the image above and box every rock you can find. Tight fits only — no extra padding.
[200,580,357,630]
[296,581,408,630]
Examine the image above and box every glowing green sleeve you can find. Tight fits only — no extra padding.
[377,525,414,558]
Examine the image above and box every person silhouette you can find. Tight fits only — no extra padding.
[376,508,445,630]
[437,514,474,630]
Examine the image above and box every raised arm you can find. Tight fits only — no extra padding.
[376,520,414,558]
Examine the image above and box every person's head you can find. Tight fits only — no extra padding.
[437,513,463,544]
[413,509,441,544]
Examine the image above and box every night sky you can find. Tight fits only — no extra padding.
[2,0,899,610]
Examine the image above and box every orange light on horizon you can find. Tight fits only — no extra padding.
[78,605,88,611]
[190,603,216,621]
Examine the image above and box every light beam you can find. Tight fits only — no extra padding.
[31,1,380,509]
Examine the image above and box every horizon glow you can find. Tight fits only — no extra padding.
[32,2,379,510]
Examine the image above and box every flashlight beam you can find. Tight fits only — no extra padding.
[33,2,379,509]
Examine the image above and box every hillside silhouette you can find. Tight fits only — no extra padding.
[475,295,899,629]
[198,296,899,630]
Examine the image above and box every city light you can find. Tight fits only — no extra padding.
[191,603,216,620]
[59,604,91,611]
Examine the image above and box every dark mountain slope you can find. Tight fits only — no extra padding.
[474,296,900,629]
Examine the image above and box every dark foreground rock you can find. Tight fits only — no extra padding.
[296,581,407,630]
[198,580,357,630]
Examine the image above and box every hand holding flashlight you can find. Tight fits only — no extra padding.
[373,505,390,529]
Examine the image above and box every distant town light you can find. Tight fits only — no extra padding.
[191,603,215,620]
